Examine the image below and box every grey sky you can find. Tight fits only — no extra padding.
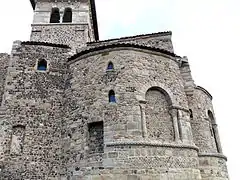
[0,0,239,179]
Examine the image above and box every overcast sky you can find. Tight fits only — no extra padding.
[0,0,239,179]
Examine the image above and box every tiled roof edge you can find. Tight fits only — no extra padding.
[87,31,172,45]
[195,86,213,100]
[21,41,71,49]
[68,43,179,62]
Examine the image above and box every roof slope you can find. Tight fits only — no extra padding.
[69,42,179,62]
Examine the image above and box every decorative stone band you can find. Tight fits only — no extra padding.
[198,153,227,161]
[31,23,89,26]
[106,141,199,151]
[170,105,189,113]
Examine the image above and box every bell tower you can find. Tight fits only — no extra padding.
[29,0,99,49]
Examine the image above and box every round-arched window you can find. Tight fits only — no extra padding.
[37,59,47,71]
[107,62,114,70]
[109,90,116,103]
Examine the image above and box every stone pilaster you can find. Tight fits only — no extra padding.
[139,100,147,138]
[212,123,223,153]
[170,108,181,142]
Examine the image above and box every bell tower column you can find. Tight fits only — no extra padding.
[29,0,99,50]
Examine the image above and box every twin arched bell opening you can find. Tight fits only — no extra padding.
[50,7,72,23]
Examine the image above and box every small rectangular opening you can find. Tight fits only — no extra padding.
[88,121,104,154]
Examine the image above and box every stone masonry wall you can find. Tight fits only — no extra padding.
[0,53,9,105]
[187,87,228,179]
[61,47,199,179]
[31,24,90,50]
[0,42,71,179]
[87,32,174,53]
[188,88,218,154]
[179,56,195,95]
[145,88,174,142]
[199,156,229,180]
[88,121,104,154]
[30,0,95,49]
[33,1,90,24]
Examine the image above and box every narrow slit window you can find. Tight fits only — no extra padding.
[63,8,72,23]
[189,109,193,119]
[37,59,47,71]
[208,110,215,123]
[208,110,220,153]
[50,8,60,23]
[109,90,116,103]
[107,62,114,70]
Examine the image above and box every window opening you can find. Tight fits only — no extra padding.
[63,8,72,23]
[208,110,220,153]
[189,109,193,119]
[37,59,47,71]
[50,8,60,23]
[107,62,114,70]
[109,90,116,103]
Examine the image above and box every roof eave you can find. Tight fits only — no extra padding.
[30,0,36,10]
[90,0,99,41]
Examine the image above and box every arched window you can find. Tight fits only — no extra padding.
[50,8,60,23]
[208,110,220,153]
[37,59,47,71]
[109,90,116,103]
[107,62,114,70]
[63,8,72,23]
[189,109,193,119]
[208,110,215,123]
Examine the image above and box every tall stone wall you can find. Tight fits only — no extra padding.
[0,53,9,105]
[62,47,199,179]
[0,41,71,179]
[188,88,218,153]
[187,87,229,179]
[31,24,90,50]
